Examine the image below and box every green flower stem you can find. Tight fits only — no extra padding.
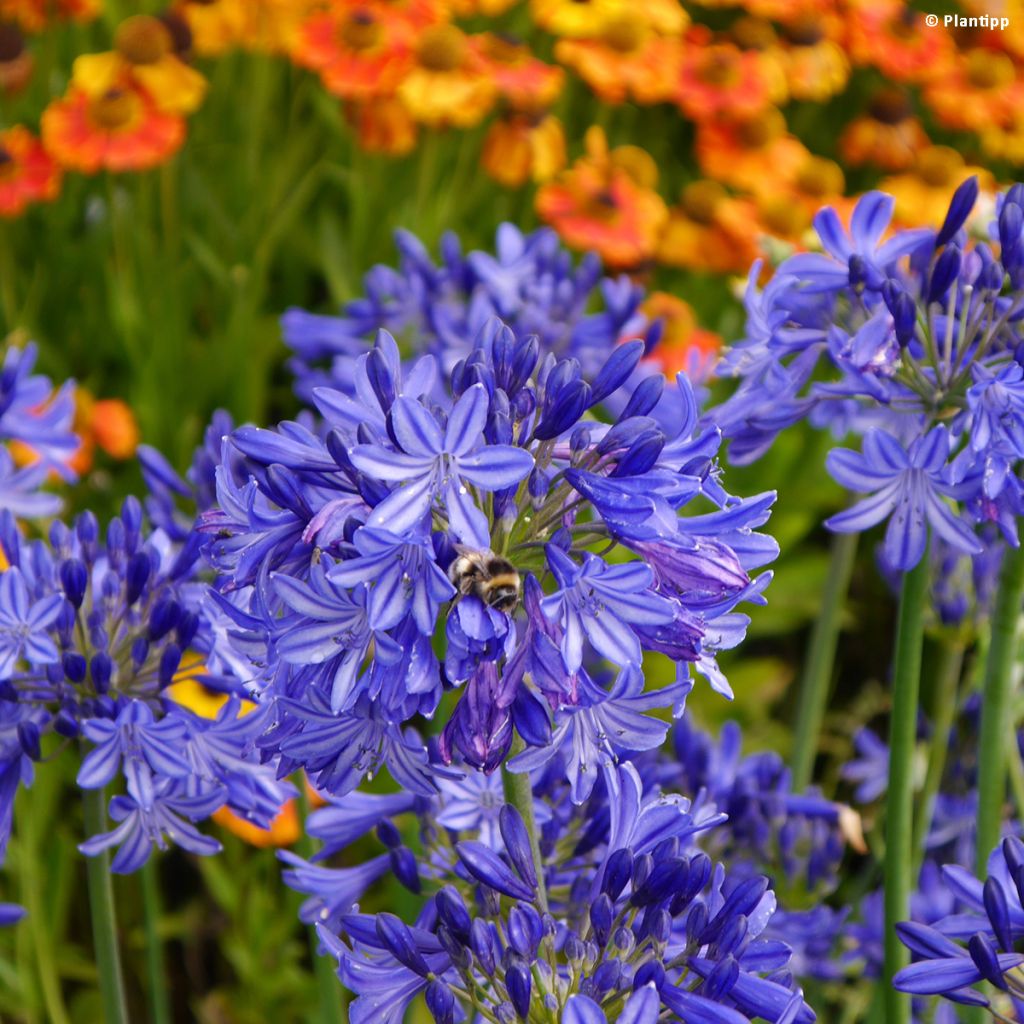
[298,789,348,1024]
[883,552,929,1024]
[791,530,859,790]
[502,741,549,914]
[82,787,129,1024]
[141,858,171,1024]
[976,541,1024,872]
[913,638,965,873]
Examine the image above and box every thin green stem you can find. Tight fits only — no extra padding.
[298,788,347,1024]
[791,530,858,790]
[976,541,1024,872]
[913,639,965,873]
[883,553,929,1024]
[502,740,549,914]
[141,858,172,1024]
[82,787,129,1024]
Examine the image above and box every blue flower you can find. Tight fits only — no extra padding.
[349,383,534,546]
[825,427,983,571]
[0,568,61,676]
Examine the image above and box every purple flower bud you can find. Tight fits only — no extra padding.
[686,902,709,945]
[376,819,401,848]
[927,244,961,305]
[613,926,635,956]
[498,805,538,891]
[176,611,199,650]
[703,955,740,1001]
[620,375,664,420]
[375,913,430,977]
[106,518,126,560]
[425,981,455,1024]
[984,877,1014,951]
[591,957,621,996]
[511,687,551,749]
[54,709,79,738]
[581,896,610,948]
[437,925,471,970]
[589,339,644,405]
[125,552,151,606]
[936,176,978,247]
[611,431,665,478]
[90,653,112,694]
[714,914,749,957]
[158,643,182,688]
[436,886,472,943]
[17,721,40,761]
[535,379,589,441]
[148,599,181,642]
[630,853,653,895]
[471,918,497,975]
[62,652,87,683]
[633,961,664,991]
[508,903,543,959]
[564,935,585,962]
[648,908,672,944]
[882,282,916,347]
[505,962,531,1019]
[389,846,421,894]
[59,559,88,609]
[131,636,149,669]
[968,932,1008,990]
[76,511,99,548]
[0,680,15,702]
[603,848,633,900]
[121,496,142,542]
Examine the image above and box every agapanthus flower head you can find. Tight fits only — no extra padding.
[0,498,292,877]
[207,224,777,802]
[712,179,1024,572]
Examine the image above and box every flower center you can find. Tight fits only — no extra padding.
[914,145,963,187]
[735,108,785,147]
[0,147,15,182]
[340,11,382,51]
[601,15,644,53]
[0,23,25,62]
[795,156,844,198]
[729,16,776,50]
[584,188,622,220]
[697,48,740,87]
[868,87,912,125]
[416,24,467,72]
[115,15,172,65]
[681,180,727,224]
[966,48,1014,89]
[758,196,807,238]
[783,15,824,46]
[89,88,140,130]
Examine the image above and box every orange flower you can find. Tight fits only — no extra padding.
[0,23,32,94]
[212,800,300,848]
[776,24,849,102]
[642,292,721,383]
[839,88,930,172]
[531,0,686,38]
[347,95,418,155]
[0,126,59,218]
[482,113,565,187]
[66,392,139,475]
[71,16,207,117]
[472,33,564,111]
[536,127,667,270]
[922,46,1023,132]
[397,23,496,127]
[0,0,98,32]
[657,180,761,275]
[754,155,849,246]
[676,27,785,121]
[554,15,683,105]
[292,7,415,101]
[844,1,955,83]
[173,0,251,57]
[881,146,995,230]
[694,109,809,192]
[42,84,186,174]
[980,109,1024,165]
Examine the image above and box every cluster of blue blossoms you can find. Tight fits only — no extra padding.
[714,179,1024,585]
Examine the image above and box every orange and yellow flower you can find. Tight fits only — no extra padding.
[173,0,248,57]
[536,127,668,269]
[482,113,566,187]
[881,146,995,230]
[0,126,59,218]
[676,27,785,122]
[980,109,1024,165]
[657,180,761,275]
[554,15,682,105]
[776,24,849,102]
[694,109,809,193]
[844,1,954,83]
[839,88,930,171]
[72,15,207,117]
[642,292,721,383]
[531,0,686,39]
[922,46,1023,133]
[68,392,140,475]
[472,34,564,111]
[292,7,415,101]
[754,155,849,246]
[0,0,98,32]
[347,95,418,155]
[397,23,496,128]
[42,83,186,174]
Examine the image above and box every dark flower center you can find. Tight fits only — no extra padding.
[341,11,382,51]
[915,146,962,187]
[0,23,24,62]
[90,88,139,130]
[416,24,468,72]
[602,16,644,53]
[681,180,727,224]
[115,15,172,65]
[868,87,912,125]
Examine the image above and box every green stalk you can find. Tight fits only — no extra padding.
[297,789,347,1024]
[912,639,965,873]
[791,530,859,790]
[502,741,549,914]
[141,858,171,1024]
[883,553,929,1024]
[82,788,129,1024]
[976,541,1024,872]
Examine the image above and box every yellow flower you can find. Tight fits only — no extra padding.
[531,0,686,38]
[482,113,566,187]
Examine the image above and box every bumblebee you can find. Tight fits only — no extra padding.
[448,548,522,614]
